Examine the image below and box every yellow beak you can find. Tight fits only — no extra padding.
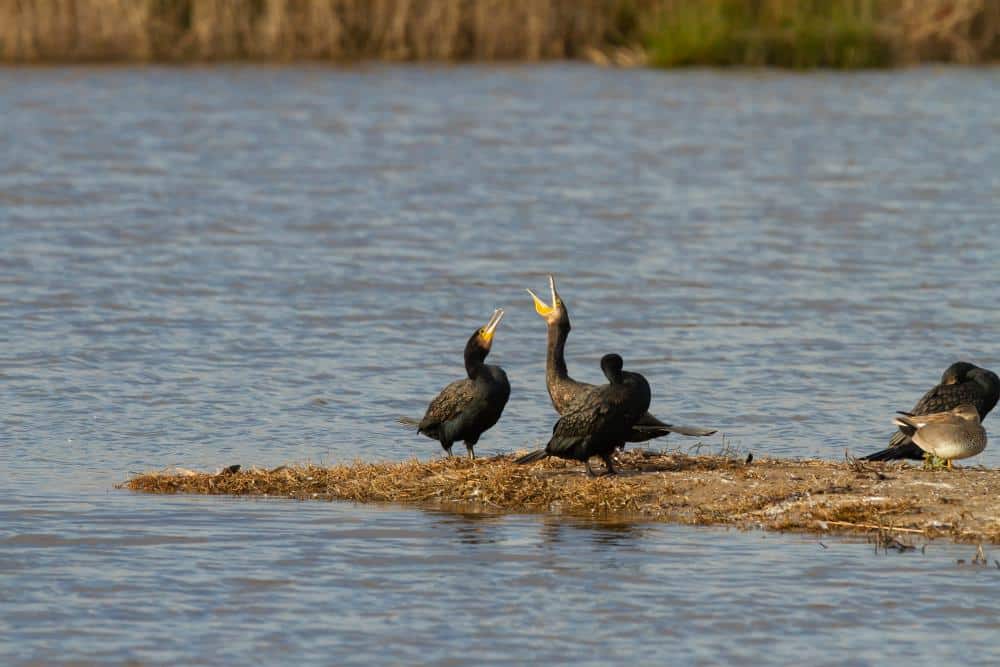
[481,308,504,342]
[527,274,559,317]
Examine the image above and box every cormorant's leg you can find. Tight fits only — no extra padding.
[601,453,618,476]
[585,459,598,477]
[466,444,476,460]
[946,459,953,470]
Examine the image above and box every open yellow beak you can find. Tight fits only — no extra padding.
[481,308,504,343]
[527,274,559,317]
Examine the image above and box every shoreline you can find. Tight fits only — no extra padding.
[123,450,1000,544]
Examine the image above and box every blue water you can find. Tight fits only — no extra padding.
[2,64,999,665]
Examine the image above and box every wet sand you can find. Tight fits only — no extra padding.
[125,450,1000,544]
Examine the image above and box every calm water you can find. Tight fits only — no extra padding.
[2,64,999,665]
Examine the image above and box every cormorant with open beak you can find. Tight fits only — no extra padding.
[863,361,999,461]
[516,354,650,476]
[526,275,715,443]
[417,309,510,459]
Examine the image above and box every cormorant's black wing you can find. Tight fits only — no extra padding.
[545,389,621,459]
[418,379,475,434]
[911,380,984,416]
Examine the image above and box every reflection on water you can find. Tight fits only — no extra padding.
[2,64,1000,664]
[430,510,506,545]
[536,517,649,549]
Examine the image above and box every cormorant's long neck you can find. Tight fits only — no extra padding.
[465,343,487,380]
[546,322,571,383]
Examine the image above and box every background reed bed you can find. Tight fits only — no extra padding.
[1,1,997,67]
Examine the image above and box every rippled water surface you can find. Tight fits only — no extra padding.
[2,65,1000,665]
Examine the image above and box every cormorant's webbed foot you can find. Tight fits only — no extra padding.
[601,453,618,476]
[585,459,599,477]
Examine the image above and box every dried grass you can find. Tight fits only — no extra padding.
[0,0,646,63]
[127,453,679,516]
[124,450,1000,543]
[0,0,996,64]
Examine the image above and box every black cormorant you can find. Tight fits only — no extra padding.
[515,354,651,476]
[862,361,1000,461]
[417,309,510,459]
[526,274,715,443]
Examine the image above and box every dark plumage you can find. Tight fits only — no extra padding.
[417,309,510,459]
[526,274,715,442]
[515,354,651,476]
[862,361,1000,461]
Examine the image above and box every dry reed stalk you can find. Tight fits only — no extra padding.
[894,0,1000,63]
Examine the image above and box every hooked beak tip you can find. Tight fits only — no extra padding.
[484,308,504,336]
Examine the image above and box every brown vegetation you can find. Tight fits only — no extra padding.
[0,0,640,63]
[124,449,1000,543]
[0,0,997,65]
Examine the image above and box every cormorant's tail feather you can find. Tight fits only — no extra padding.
[861,448,901,462]
[515,450,549,465]
[626,428,670,443]
[634,411,716,438]
[663,425,717,437]
[860,442,925,462]
[630,424,717,438]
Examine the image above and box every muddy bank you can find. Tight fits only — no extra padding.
[124,450,1000,544]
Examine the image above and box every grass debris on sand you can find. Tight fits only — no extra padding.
[124,450,1000,544]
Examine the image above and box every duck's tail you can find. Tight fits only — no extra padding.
[891,414,919,437]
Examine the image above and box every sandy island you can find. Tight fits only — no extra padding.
[123,450,1000,545]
